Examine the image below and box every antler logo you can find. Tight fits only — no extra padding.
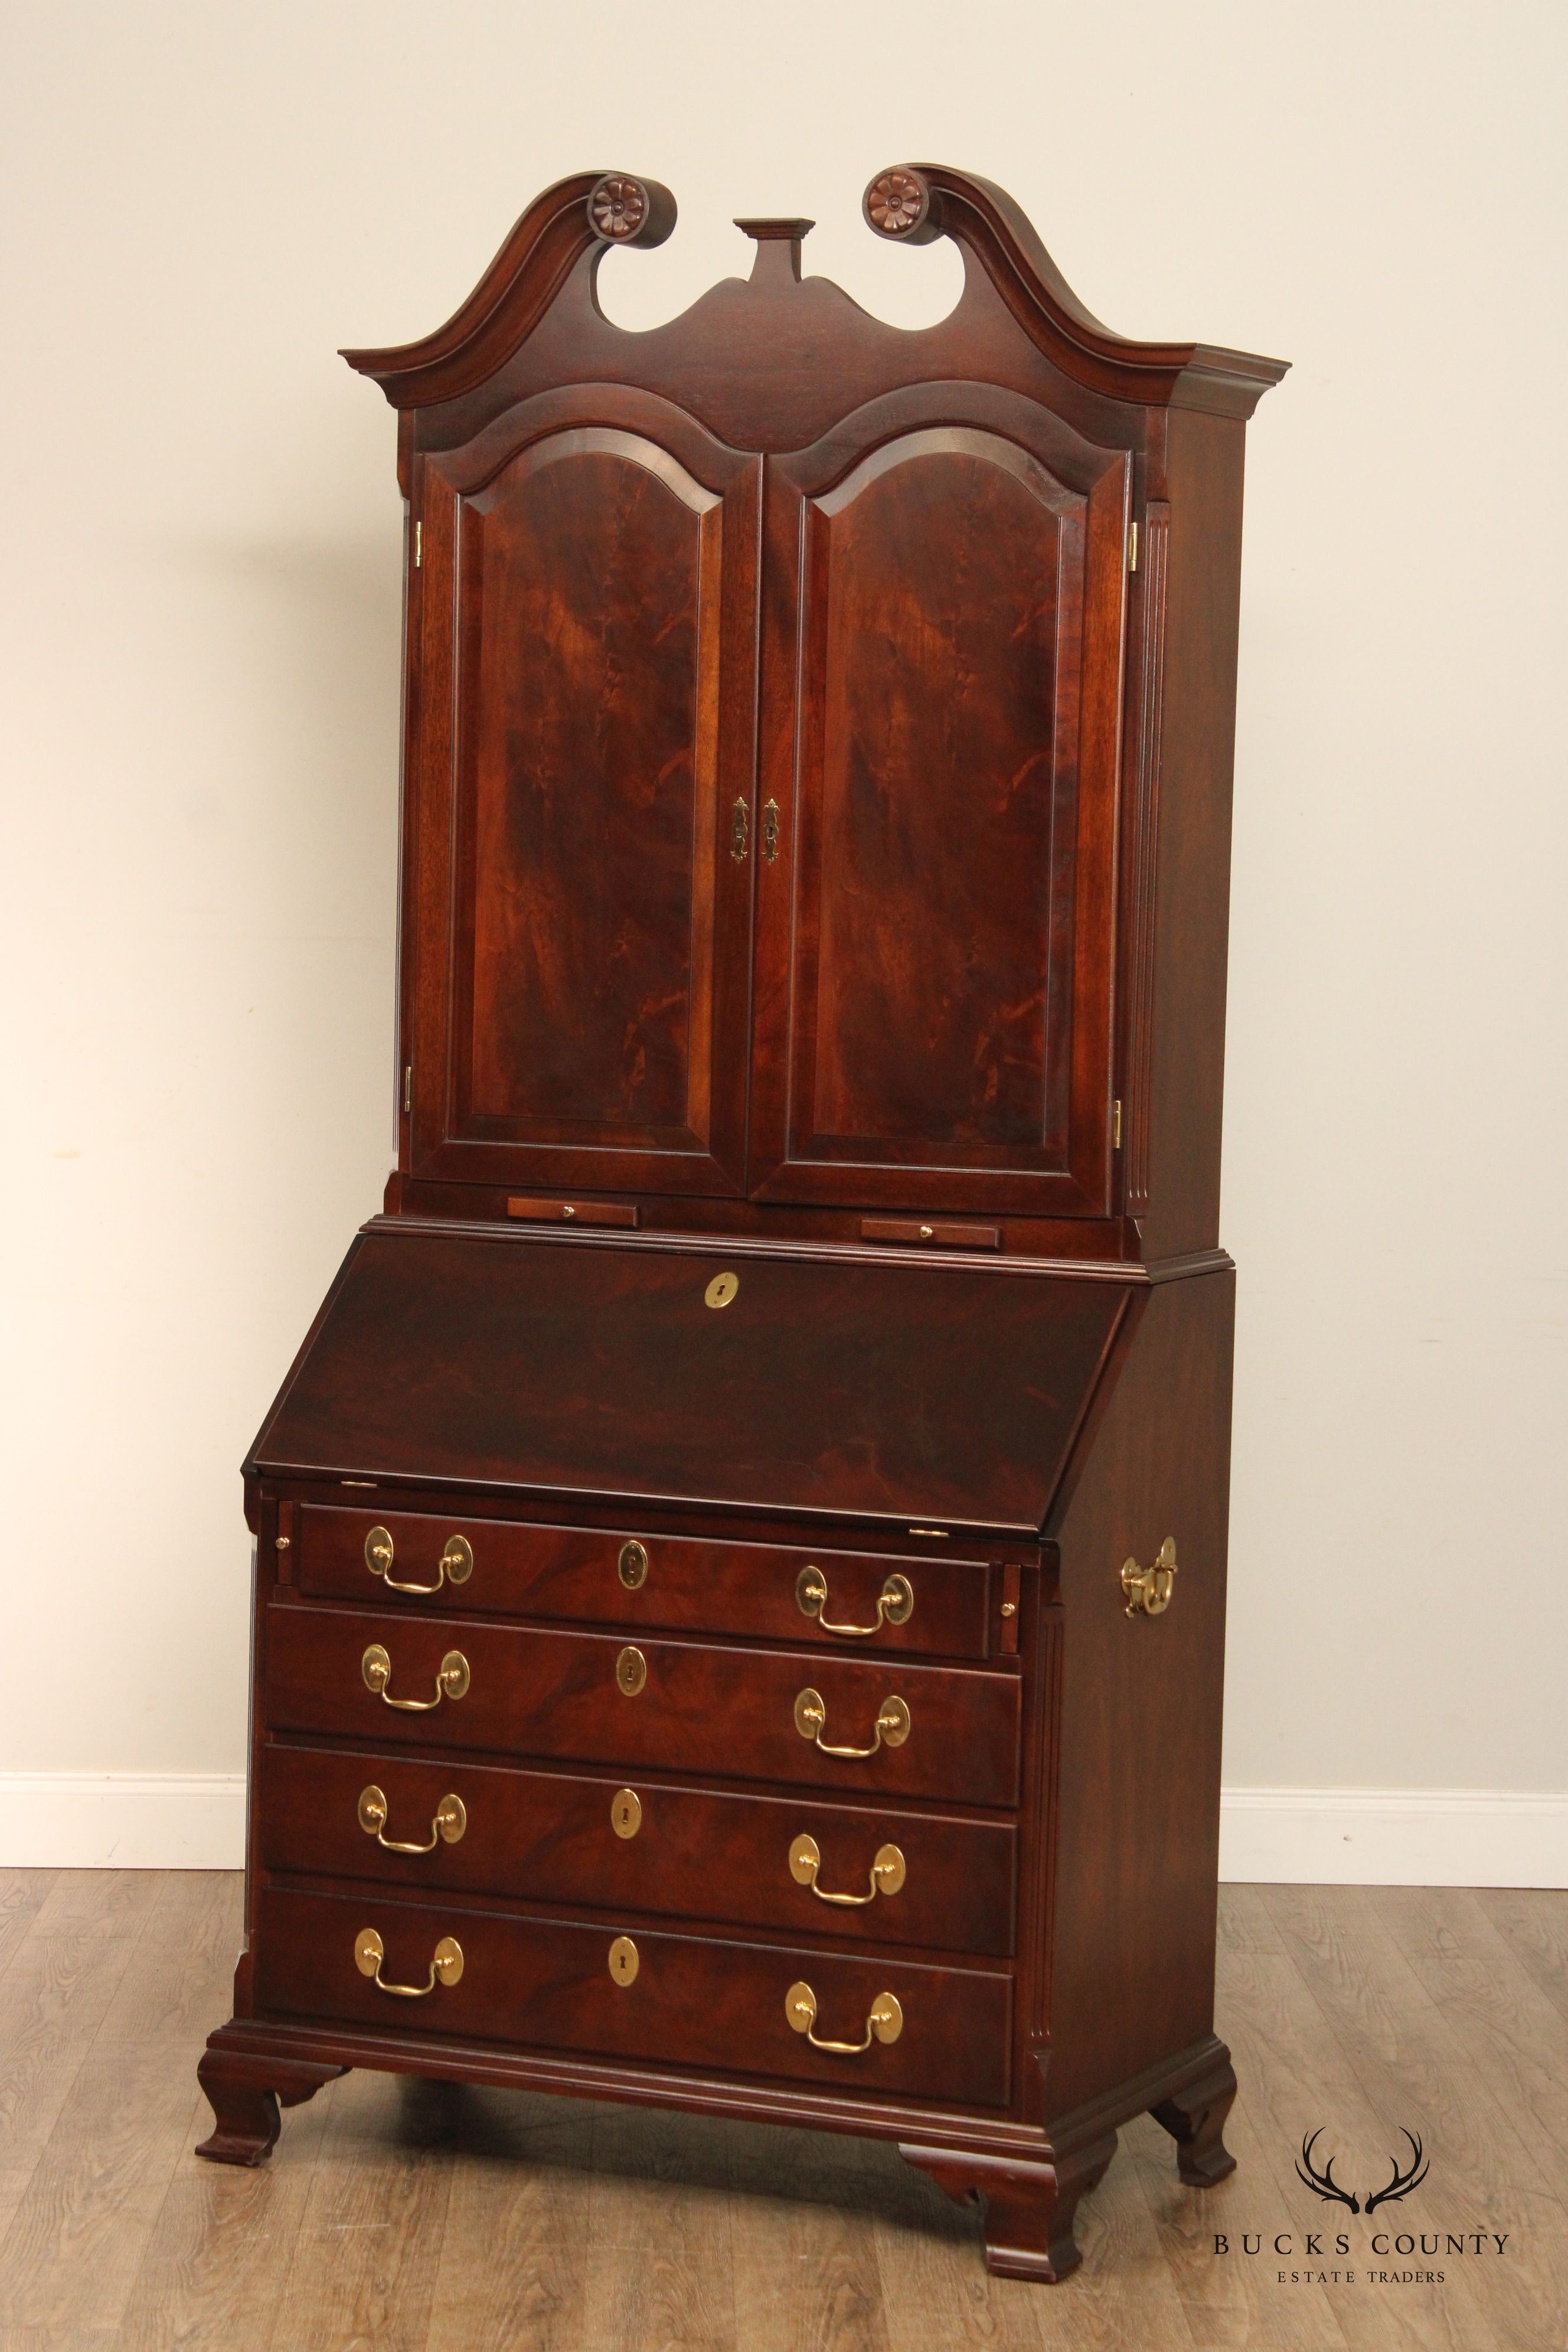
[1295,2128,1429,2214]
[1296,2130,1360,2212]
[1365,2130,1428,2213]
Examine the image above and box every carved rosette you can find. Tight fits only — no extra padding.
[863,166,931,240]
[589,175,649,242]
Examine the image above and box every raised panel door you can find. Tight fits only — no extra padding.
[405,387,761,1195]
[750,385,1130,1215]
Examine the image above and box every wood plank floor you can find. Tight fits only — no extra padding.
[0,1874,1563,2350]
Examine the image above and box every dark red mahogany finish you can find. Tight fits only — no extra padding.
[198,164,1285,2284]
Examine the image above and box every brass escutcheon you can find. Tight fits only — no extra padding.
[618,1540,649,1590]
[789,1832,905,1905]
[616,1645,647,1697]
[608,1935,639,1986]
[354,1926,463,1995]
[610,1788,642,1840]
[364,1524,473,1595]
[704,1270,739,1309]
[361,1643,470,1709]
[796,1565,914,1638]
[793,1687,910,1757]
[785,1980,903,2052]
[357,1783,466,1853]
[1121,1536,1178,1619]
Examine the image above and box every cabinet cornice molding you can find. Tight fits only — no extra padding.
[339,169,675,410]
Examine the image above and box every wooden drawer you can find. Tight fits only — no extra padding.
[292,1502,997,1660]
[253,1884,1012,2109]
[263,1603,1021,1807]
[256,1742,1015,1957]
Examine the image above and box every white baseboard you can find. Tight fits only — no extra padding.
[1,1774,1564,1886]
[0,1773,247,1869]
[1218,1786,1568,1888]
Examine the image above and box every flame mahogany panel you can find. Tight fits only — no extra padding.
[247,1223,1131,1534]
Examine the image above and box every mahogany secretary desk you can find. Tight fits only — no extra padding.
[196,164,1286,2283]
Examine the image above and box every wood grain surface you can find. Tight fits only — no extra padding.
[1,1871,1563,2348]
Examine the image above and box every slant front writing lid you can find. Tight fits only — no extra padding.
[249,1226,1132,1534]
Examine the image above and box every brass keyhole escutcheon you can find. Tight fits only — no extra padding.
[611,1788,642,1840]
[616,1645,647,1696]
[704,1270,739,1309]
[608,1935,639,1986]
[796,1566,914,1638]
[618,1540,649,1590]
[789,1832,906,1904]
[1121,1536,1178,1618]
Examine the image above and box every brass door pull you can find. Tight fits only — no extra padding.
[361,1643,470,1709]
[785,1980,903,2052]
[357,1783,466,1852]
[796,1565,913,1638]
[354,1926,463,1996]
[364,1524,473,1595]
[789,1832,905,1905]
[793,1687,910,1757]
[1121,1536,1178,1618]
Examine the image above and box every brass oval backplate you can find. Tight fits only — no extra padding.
[615,1645,647,1696]
[704,1270,739,1309]
[608,1935,639,1986]
[441,1534,474,1585]
[617,1539,649,1590]
[611,1788,642,1840]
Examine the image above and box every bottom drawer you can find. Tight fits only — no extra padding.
[253,1886,1011,2110]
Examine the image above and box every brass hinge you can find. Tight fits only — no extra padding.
[414,520,422,569]
[1112,1097,1123,1149]
[403,1064,412,1113]
[1128,521,1138,574]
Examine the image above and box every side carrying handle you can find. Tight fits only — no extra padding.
[1121,1537,1178,1618]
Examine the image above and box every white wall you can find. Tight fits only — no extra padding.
[2,1,1564,1877]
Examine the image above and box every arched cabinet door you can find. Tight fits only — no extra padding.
[749,387,1131,1217]
[404,387,760,1195]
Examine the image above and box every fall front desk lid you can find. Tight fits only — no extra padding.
[249,1223,1133,1536]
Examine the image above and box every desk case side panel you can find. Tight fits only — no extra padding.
[1041,1266,1234,2119]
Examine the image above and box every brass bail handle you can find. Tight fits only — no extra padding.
[785,1980,903,2053]
[793,1687,910,1758]
[796,1565,914,1639]
[357,1783,466,1853]
[364,1524,473,1596]
[361,1643,470,1709]
[1121,1536,1178,1618]
[789,1832,905,1905]
[354,1926,463,1997]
